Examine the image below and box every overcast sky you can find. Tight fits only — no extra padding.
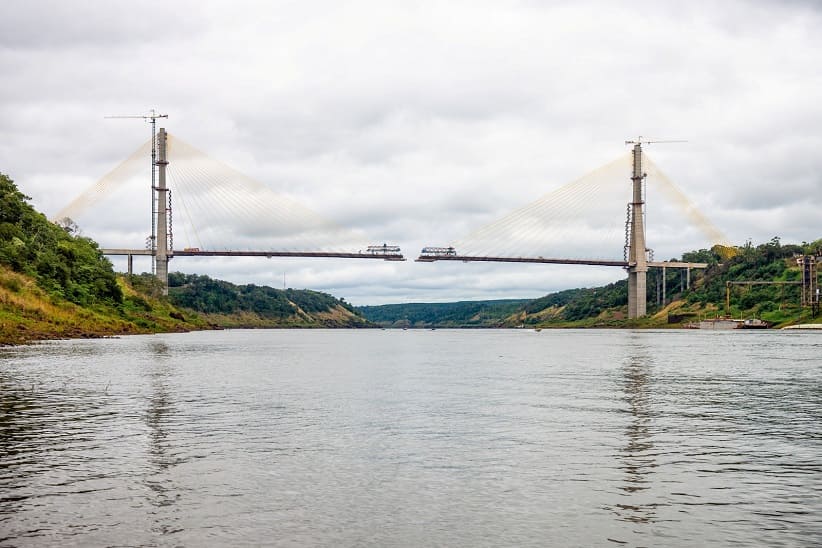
[2,0,821,305]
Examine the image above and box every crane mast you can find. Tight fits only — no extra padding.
[104,110,169,277]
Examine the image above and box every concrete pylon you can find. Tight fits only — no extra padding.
[627,142,648,318]
[155,128,169,295]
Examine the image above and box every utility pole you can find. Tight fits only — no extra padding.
[104,110,169,278]
[624,137,686,318]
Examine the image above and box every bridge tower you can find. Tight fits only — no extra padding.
[155,128,170,294]
[626,141,648,318]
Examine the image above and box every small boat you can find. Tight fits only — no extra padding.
[694,317,770,330]
[698,317,741,330]
[740,318,770,329]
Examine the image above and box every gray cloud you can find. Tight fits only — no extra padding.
[2,0,821,304]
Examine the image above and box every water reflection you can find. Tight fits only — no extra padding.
[0,371,41,497]
[2,330,819,546]
[0,347,112,539]
[613,335,658,525]
[143,339,184,536]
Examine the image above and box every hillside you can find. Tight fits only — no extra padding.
[358,299,528,328]
[168,273,371,328]
[360,239,822,329]
[0,171,369,344]
[0,171,208,344]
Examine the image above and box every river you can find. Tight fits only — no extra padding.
[1,329,820,546]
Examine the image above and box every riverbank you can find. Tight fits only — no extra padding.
[0,267,374,346]
[0,267,202,346]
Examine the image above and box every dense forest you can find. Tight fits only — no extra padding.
[360,239,822,328]
[0,172,204,343]
[0,171,369,343]
[358,299,528,328]
[0,173,121,307]
[1,169,819,340]
[167,273,369,327]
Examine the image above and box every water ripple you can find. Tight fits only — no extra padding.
[1,330,821,546]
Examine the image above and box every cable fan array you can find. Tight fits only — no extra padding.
[53,135,729,261]
[54,135,367,253]
[451,154,632,260]
[643,156,731,248]
[54,139,152,225]
[164,135,365,252]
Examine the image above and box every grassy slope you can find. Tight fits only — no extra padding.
[360,242,822,329]
[357,299,529,328]
[166,273,371,328]
[0,169,369,343]
[0,267,202,345]
[0,265,371,345]
[195,304,371,329]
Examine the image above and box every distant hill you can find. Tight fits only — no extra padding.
[0,171,205,343]
[168,273,371,328]
[0,170,371,344]
[359,238,822,329]
[2,169,819,336]
[358,299,529,328]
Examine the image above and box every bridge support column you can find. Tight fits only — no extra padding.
[155,128,169,295]
[127,254,133,276]
[627,142,648,319]
[628,269,647,318]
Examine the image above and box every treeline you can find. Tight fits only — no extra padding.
[358,299,528,327]
[0,172,204,342]
[682,238,818,319]
[361,238,821,328]
[0,173,121,307]
[521,281,628,322]
[168,272,363,323]
[0,170,367,342]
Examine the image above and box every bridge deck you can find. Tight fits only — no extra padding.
[647,261,709,269]
[416,254,708,269]
[416,254,628,267]
[100,249,406,261]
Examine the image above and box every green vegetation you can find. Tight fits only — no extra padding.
[675,237,818,326]
[520,281,628,323]
[0,172,208,343]
[0,173,121,307]
[2,169,819,338]
[357,299,528,328]
[0,170,368,344]
[168,272,369,327]
[360,238,822,329]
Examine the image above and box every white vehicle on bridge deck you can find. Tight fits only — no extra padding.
[366,243,402,255]
[420,246,457,257]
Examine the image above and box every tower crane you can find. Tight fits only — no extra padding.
[104,110,168,273]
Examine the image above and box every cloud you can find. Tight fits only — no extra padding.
[2,0,821,304]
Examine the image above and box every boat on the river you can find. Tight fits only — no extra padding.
[740,318,770,329]
[686,317,770,329]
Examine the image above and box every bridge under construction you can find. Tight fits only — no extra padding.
[56,118,747,317]
[417,140,711,318]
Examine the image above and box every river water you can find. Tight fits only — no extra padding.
[1,329,820,547]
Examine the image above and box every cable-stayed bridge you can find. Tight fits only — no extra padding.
[55,126,729,318]
[55,127,406,295]
[415,140,729,317]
